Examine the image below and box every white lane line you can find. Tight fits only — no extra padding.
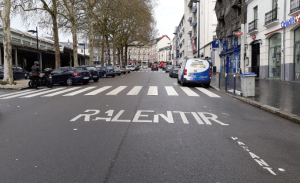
[127,86,143,95]
[63,87,96,96]
[85,86,112,96]
[42,87,81,97]
[1,89,48,99]
[196,87,221,98]
[0,90,32,98]
[228,89,242,95]
[180,87,199,97]
[165,86,178,96]
[21,88,66,98]
[147,86,158,95]
[106,86,127,95]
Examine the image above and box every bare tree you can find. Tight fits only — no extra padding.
[0,0,14,84]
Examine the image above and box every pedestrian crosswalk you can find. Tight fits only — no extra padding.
[0,85,221,99]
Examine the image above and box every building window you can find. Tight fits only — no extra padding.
[268,34,281,78]
[294,27,300,80]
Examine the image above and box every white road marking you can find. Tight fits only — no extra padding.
[63,87,96,96]
[127,86,143,95]
[0,90,32,98]
[228,89,242,95]
[42,87,81,97]
[0,89,48,99]
[106,86,127,95]
[85,86,112,96]
[196,87,221,98]
[21,88,66,98]
[165,86,178,96]
[174,83,178,85]
[147,86,158,95]
[180,87,199,97]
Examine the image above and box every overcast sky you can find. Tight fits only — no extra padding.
[11,0,184,42]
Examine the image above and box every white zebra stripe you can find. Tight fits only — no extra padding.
[85,86,112,96]
[196,87,220,98]
[127,86,143,95]
[147,86,158,95]
[180,87,199,97]
[63,87,96,96]
[42,87,81,97]
[165,86,178,96]
[106,86,127,95]
[21,88,66,98]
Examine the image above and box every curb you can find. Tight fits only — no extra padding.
[210,85,300,125]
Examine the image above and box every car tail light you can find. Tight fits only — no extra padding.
[184,69,187,75]
[89,72,91,75]
[72,73,80,76]
[209,70,212,77]
[106,71,108,73]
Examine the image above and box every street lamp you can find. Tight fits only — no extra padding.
[78,43,85,65]
[28,27,39,61]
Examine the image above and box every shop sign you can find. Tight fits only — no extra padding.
[281,14,300,28]
[212,41,219,48]
[234,31,243,36]
[252,35,256,40]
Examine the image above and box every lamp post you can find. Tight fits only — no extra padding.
[78,43,85,65]
[28,27,39,61]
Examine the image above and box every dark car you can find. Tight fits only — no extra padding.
[169,66,180,78]
[0,65,29,80]
[151,64,158,71]
[134,65,140,71]
[51,67,90,86]
[96,66,115,78]
[165,65,173,73]
[75,66,99,82]
[162,65,167,71]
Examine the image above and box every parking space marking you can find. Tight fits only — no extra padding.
[165,86,178,96]
[127,86,143,95]
[180,87,199,97]
[42,87,81,97]
[106,86,127,95]
[0,89,48,99]
[196,87,221,98]
[21,88,66,98]
[85,86,112,96]
[63,87,96,96]
[147,86,158,95]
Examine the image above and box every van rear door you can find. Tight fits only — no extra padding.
[186,59,211,81]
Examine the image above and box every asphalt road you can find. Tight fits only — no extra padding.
[0,68,299,183]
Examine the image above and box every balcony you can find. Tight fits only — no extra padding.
[188,17,192,22]
[248,19,258,35]
[191,5,197,13]
[191,20,197,27]
[188,31,192,35]
[290,0,300,16]
[264,8,279,28]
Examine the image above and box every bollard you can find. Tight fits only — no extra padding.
[234,74,236,94]
[225,73,227,92]
[219,73,221,89]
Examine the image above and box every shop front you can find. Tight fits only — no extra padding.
[294,27,300,81]
[268,34,281,79]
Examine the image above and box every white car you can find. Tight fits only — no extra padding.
[128,65,135,71]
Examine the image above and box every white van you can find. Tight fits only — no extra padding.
[177,58,212,87]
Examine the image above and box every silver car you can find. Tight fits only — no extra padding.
[114,66,121,76]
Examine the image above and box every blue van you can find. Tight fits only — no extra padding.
[177,58,212,87]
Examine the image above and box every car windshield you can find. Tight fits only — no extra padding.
[52,68,68,73]
[87,67,96,70]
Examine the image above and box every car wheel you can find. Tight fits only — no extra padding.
[93,79,99,82]
[203,83,210,88]
[118,74,121,76]
[83,80,89,85]
[104,74,107,78]
[28,80,32,88]
[112,75,115,77]
[47,81,53,88]
[66,78,73,86]
[180,77,186,86]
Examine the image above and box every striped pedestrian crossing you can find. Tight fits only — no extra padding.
[0,86,221,99]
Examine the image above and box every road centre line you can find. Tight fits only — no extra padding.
[127,86,143,95]
[85,86,112,96]
[0,89,48,99]
[63,87,96,96]
[196,87,220,98]
[42,87,81,97]
[106,86,127,95]
[180,87,199,97]
[165,86,178,96]
[147,86,158,95]
[21,88,66,98]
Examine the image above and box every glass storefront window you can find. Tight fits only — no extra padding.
[294,28,300,80]
[269,34,281,78]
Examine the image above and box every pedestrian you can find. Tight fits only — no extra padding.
[31,61,40,89]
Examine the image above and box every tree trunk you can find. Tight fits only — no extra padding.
[88,13,94,66]
[52,4,61,68]
[121,48,125,66]
[1,0,14,84]
[71,21,78,67]
[105,35,111,65]
[125,44,128,66]
[112,36,116,65]
[101,36,104,66]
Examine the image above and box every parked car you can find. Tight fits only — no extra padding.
[142,65,148,69]
[178,58,211,87]
[169,66,180,78]
[151,64,159,71]
[129,65,136,71]
[96,66,115,78]
[125,66,131,73]
[165,65,173,73]
[162,65,167,71]
[51,67,90,86]
[0,65,30,80]
[119,66,127,74]
[134,65,140,71]
[114,66,121,76]
[75,66,99,82]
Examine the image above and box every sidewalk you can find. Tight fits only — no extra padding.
[0,79,29,90]
[211,72,300,124]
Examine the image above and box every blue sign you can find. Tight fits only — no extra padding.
[226,56,231,74]
[212,41,219,48]
[281,17,295,28]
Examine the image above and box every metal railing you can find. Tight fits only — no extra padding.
[248,19,258,33]
[291,0,300,14]
[265,8,277,25]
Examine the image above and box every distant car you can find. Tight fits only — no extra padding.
[169,66,180,78]
[0,65,30,80]
[151,64,159,71]
[162,65,167,71]
[142,65,148,69]
[125,66,131,73]
[165,65,173,73]
[75,66,99,82]
[134,65,140,71]
[96,66,115,78]
[114,66,121,76]
[51,67,90,86]
[129,65,135,71]
[119,66,127,74]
